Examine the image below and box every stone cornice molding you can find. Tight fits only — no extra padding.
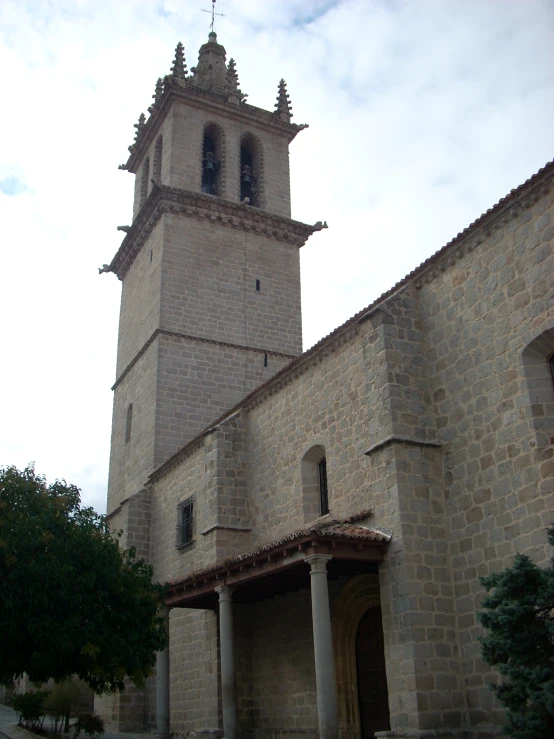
[108,183,320,280]
[364,435,442,457]
[112,327,298,391]
[124,79,306,173]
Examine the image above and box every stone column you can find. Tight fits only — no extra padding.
[307,554,339,739]
[216,585,237,739]
[156,607,171,739]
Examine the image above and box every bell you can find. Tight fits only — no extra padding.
[204,152,215,171]
[241,165,252,184]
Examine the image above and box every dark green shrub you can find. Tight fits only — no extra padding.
[478,526,554,739]
[10,691,47,729]
[73,713,104,738]
[44,680,81,737]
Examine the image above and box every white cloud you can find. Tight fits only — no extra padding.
[0,0,552,513]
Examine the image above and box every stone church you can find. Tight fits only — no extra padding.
[97,31,554,739]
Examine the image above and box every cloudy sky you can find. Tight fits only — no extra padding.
[1,0,552,513]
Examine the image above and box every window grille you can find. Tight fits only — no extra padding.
[177,498,194,548]
[318,458,329,515]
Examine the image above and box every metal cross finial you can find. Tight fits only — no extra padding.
[201,0,225,32]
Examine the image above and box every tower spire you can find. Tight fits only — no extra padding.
[274,79,293,122]
[170,42,187,80]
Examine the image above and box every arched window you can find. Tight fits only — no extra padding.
[301,445,329,522]
[202,123,223,196]
[125,403,133,444]
[140,157,150,206]
[239,133,261,207]
[153,135,163,181]
[318,457,329,515]
[520,327,554,450]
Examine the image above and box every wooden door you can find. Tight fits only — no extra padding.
[356,606,390,737]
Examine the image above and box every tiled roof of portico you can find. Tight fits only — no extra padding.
[165,512,391,609]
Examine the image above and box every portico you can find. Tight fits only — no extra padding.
[158,521,390,738]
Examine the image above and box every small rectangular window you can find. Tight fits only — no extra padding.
[177,498,194,549]
[318,458,329,516]
[255,279,261,291]
[264,353,268,367]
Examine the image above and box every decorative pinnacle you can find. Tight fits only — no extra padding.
[171,41,187,80]
[153,77,164,104]
[133,113,146,142]
[275,79,293,121]
[225,59,248,103]
[148,77,164,114]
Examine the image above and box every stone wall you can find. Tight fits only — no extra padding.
[160,214,302,355]
[116,219,163,376]
[142,184,553,735]
[108,341,158,511]
[418,190,554,727]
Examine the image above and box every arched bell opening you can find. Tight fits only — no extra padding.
[202,123,223,196]
[239,133,261,207]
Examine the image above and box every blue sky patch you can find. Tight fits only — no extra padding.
[0,176,28,196]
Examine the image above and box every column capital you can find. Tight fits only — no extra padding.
[215,584,235,602]
[306,553,332,573]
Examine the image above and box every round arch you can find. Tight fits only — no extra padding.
[239,131,264,207]
[331,573,381,736]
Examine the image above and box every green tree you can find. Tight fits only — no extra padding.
[0,465,168,693]
[478,527,554,739]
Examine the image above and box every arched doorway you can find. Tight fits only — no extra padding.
[331,574,391,737]
[356,606,390,737]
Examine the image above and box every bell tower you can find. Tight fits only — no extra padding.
[104,34,322,514]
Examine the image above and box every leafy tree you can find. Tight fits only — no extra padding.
[478,527,554,739]
[0,465,168,693]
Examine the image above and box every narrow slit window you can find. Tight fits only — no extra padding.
[256,279,261,291]
[318,457,329,515]
[177,498,194,548]
[125,403,133,444]
[264,353,268,367]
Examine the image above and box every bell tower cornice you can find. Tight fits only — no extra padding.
[107,181,326,280]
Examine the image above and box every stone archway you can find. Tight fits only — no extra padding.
[331,574,382,738]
